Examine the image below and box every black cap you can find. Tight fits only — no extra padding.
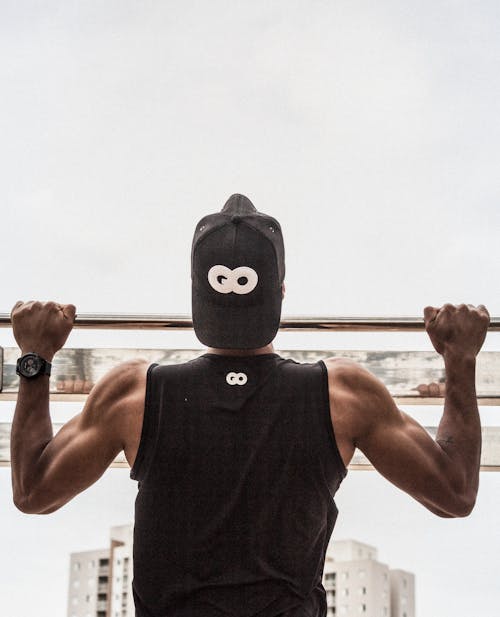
[191,194,285,349]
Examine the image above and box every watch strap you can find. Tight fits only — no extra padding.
[41,359,52,377]
[16,353,52,378]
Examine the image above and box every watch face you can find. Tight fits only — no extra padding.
[20,354,42,377]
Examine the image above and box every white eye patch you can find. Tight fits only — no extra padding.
[208,265,258,295]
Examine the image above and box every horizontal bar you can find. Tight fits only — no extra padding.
[1,461,498,471]
[1,393,498,405]
[1,424,499,471]
[1,313,499,332]
[344,465,500,472]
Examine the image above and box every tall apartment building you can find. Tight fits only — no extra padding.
[69,530,414,617]
[67,525,134,617]
[323,540,415,617]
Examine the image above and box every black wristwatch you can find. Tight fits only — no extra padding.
[16,353,52,379]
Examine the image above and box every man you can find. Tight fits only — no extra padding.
[10,194,490,617]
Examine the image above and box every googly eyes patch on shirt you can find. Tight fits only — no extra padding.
[226,372,248,386]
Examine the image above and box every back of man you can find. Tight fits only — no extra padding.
[10,193,490,617]
[131,353,347,616]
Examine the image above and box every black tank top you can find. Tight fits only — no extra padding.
[130,353,347,617]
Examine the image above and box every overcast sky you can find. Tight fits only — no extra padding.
[1,2,499,616]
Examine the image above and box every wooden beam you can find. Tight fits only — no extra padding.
[2,393,500,405]
[1,348,499,402]
[1,423,498,471]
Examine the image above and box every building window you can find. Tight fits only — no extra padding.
[342,588,349,596]
[358,569,365,578]
[73,562,81,572]
[73,580,80,589]
[403,578,407,588]
[341,571,349,581]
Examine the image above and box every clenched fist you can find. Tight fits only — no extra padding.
[424,303,490,360]
[10,301,76,361]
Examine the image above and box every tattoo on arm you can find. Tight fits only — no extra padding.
[437,435,454,447]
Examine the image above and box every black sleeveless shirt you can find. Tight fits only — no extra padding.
[130,353,347,617]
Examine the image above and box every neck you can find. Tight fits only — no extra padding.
[206,343,275,356]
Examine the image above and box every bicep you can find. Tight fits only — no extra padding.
[30,410,123,514]
[329,359,462,517]
[356,402,455,515]
[23,361,145,515]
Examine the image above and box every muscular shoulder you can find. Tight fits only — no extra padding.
[323,357,377,395]
[86,359,148,410]
[323,357,397,445]
[81,359,149,433]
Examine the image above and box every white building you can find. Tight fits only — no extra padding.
[68,530,414,617]
[67,525,133,617]
[323,540,415,617]
[389,569,415,617]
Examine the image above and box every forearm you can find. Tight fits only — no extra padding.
[11,376,53,504]
[436,353,481,502]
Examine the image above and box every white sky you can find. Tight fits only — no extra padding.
[1,2,500,616]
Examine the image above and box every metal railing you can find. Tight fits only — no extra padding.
[1,313,499,331]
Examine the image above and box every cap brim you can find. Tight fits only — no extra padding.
[192,285,282,349]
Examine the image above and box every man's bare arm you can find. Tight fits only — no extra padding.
[10,300,147,514]
[326,303,489,518]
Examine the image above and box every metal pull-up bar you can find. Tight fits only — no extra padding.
[0,313,499,331]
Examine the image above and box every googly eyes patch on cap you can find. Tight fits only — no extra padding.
[208,265,258,295]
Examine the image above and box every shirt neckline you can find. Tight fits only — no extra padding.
[201,352,280,360]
